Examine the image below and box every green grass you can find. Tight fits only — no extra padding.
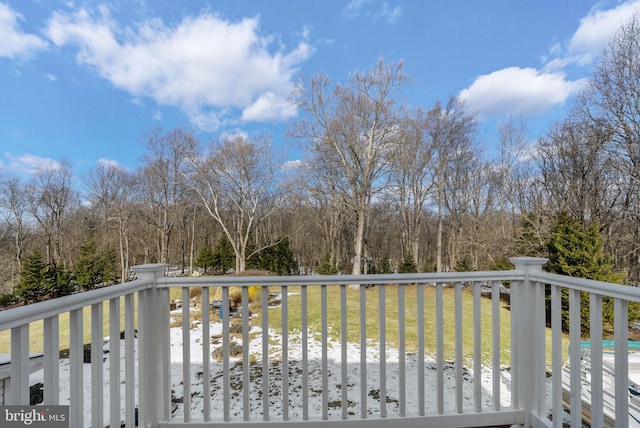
[258,284,569,366]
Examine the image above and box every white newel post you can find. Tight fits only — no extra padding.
[509,257,548,428]
[133,264,169,428]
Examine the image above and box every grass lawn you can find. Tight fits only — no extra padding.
[256,284,569,366]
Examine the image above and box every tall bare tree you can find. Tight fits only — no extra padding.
[84,161,138,282]
[388,108,435,265]
[190,134,283,273]
[428,97,478,272]
[0,175,30,279]
[291,59,409,277]
[29,159,77,268]
[139,127,197,265]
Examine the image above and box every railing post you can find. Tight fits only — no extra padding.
[133,264,169,428]
[509,257,548,427]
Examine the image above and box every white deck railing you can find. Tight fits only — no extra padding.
[1,257,640,427]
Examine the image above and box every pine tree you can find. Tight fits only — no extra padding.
[75,239,102,290]
[99,246,118,284]
[257,238,297,275]
[547,211,626,334]
[195,246,216,273]
[213,236,236,272]
[378,256,393,274]
[16,250,54,303]
[398,254,417,273]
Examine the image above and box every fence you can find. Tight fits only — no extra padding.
[1,257,639,427]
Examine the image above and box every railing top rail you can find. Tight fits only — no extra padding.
[157,269,519,288]
[0,279,150,331]
[531,270,640,303]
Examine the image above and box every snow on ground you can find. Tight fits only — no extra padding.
[169,320,515,421]
[27,307,562,427]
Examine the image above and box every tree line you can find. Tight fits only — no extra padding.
[3,15,640,304]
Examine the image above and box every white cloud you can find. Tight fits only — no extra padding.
[241,91,297,122]
[96,158,122,169]
[343,0,401,24]
[569,0,640,63]
[44,7,312,130]
[458,67,585,119]
[459,2,640,120]
[0,2,48,59]
[282,159,302,170]
[3,152,59,175]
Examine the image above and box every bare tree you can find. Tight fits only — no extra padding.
[537,119,619,224]
[139,127,197,265]
[0,175,30,279]
[428,97,478,272]
[387,108,435,266]
[29,159,77,268]
[291,59,409,277]
[190,134,283,273]
[84,161,138,282]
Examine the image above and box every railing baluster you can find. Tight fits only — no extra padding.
[534,280,546,418]
[436,282,444,414]
[379,283,387,418]
[9,324,28,404]
[359,283,367,418]
[124,293,135,428]
[222,286,230,422]
[69,307,83,427]
[301,284,309,421]
[43,315,59,405]
[589,293,603,428]
[91,302,104,427]
[109,297,120,427]
[282,285,289,421]
[551,284,562,428]
[614,297,629,428]
[417,282,425,416]
[181,286,191,422]
[398,283,406,417]
[321,284,328,420]
[510,276,519,410]
[202,286,211,422]
[569,288,582,428]
[455,281,463,413]
[261,285,270,421]
[340,283,348,420]
[242,286,250,422]
[473,281,481,412]
[491,280,500,411]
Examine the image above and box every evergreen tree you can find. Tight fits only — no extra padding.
[455,255,474,272]
[547,211,626,334]
[75,239,102,290]
[398,254,417,273]
[213,236,235,272]
[195,246,216,273]
[51,266,75,298]
[378,256,393,274]
[15,250,54,303]
[99,246,118,284]
[316,254,338,275]
[257,238,297,275]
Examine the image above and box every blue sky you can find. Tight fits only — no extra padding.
[1,0,638,177]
